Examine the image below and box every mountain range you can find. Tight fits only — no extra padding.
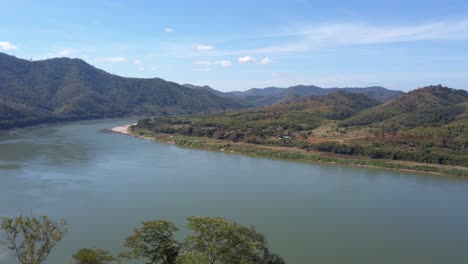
[183,84,404,106]
[1,52,402,128]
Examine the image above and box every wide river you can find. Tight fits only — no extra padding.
[0,119,467,264]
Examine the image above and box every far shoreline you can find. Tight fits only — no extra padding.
[109,124,468,178]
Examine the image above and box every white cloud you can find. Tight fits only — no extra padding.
[164,28,174,32]
[193,44,214,51]
[0,41,17,50]
[138,67,145,71]
[151,66,160,71]
[238,56,256,63]
[194,60,232,67]
[58,49,72,55]
[259,57,273,64]
[134,60,142,65]
[104,56,126,63]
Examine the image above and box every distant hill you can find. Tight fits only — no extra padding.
[341,85,468,128]
[0,53,242,129]
[222,85,404,106]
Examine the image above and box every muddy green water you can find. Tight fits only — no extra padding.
[0,119,467,264]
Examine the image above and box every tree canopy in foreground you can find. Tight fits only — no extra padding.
[1,215,285,264]
[0,216,67,264]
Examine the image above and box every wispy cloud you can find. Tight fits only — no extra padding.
[134,60,142,65]
[248,19,468,54]
[164,28,174,33]
[195,60,232,67]
[193,44,214,51]
[259,57,273,64]
[238,56,256,63]
[298,19,468,45]
[0,41,18,50]
[184,19,468,57]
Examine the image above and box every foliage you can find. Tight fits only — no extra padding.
[180,216,285,264]
[0,216,67,264]
[119,220,180,264]
[72,248,114,264]
[118,217,285,264]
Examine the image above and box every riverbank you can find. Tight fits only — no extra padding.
[110,125,468,177]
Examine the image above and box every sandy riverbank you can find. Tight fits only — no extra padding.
[109,124,132,135]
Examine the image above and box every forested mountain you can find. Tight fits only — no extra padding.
[0,53,242,128]
[223,84,404,106]
[341,85,468,128]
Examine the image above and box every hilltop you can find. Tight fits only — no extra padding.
[0,53,242,128]
[342,85,468,128]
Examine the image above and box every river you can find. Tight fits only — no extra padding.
[0,119,467,264]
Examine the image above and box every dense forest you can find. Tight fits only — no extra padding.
[135,85,468,167]
[0,53,243,129]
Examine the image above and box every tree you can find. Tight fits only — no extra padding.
[0,216,67,264]
[72,248,114,264]
[119,220,180,264]
[179,216,285,264]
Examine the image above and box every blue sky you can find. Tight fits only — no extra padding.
[1,0,468,91]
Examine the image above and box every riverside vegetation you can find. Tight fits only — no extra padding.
[132,85,468,177]
[0,216,284,264]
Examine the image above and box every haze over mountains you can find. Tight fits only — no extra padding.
[0,52,423,129]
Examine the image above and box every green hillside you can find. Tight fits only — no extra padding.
[341,85,468,128]
[0,53,242,128]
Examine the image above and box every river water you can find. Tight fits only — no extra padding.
[0,119,467,264]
